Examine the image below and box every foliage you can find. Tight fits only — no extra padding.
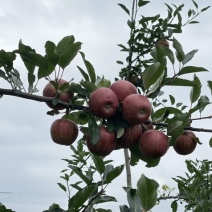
[0,0,211,212]
[173,159,212,212]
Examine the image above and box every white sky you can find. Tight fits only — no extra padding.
[0,0,212,211]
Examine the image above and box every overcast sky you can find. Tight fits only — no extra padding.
[0,0,212,211]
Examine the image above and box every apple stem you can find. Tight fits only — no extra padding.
[124,149,132,188]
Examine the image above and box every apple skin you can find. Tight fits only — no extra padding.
[43,79,73,110]
[173,131,197,155]
[50,119,79,146]
[110,80,137,102]
[117,125,142,148]
[86,127,117,156]
[156,39,169,48]
[88,87,119,119]
[139,130,169,159]
[122,94,152,125]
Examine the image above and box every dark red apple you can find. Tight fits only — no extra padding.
[173,131,197,155]
[86,127,117,156]
[122,94,152,125]
[110,80,137,102]
[139,130,169,159]
[88,87,119,119]
[117,125,142,148]
[43,79,73,110]
[156,39,169,48]
[50,119,79,146]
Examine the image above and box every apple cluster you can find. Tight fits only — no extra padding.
[87,80,170,159]
[43,79,198,159]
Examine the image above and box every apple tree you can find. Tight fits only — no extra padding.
[0,0,211,211]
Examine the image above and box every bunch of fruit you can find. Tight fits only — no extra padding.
[43,79,198,159]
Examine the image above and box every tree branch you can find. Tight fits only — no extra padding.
[1,88,212,133]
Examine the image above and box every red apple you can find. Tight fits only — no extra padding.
[88,87,119,119]
[117,125,142,148]
[110,80,137,102]
[50,119,79,146]
[86,127,117,156]
[122,94,152,125]
[139,130,169,159]
[156,39,169,48]
[173,131,197,155]
[43,79,73,110]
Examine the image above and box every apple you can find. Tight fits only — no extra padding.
[50,119,79,146]
[86,126,117,156]
[110,80,137,102]
[156,39,169,48]
[43,79,73,110]
[139,130,169,159]
[173,131,197,155]
[117,125,142,148]
[89,87,119,119]
[122,94,152,125]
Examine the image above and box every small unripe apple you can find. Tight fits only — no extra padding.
[50,119,79,146]
[88,87,119,119]
[43,79,73,110]
[86,127,117,156]
[110,80,137,102]
[122,94,152,125]
[139,130,169,159]
[117,125,142,148]
[173,131,197,155]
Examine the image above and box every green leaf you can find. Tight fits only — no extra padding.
[88,118,100,145]
[209,137,212,148]
[68,184,98,209]
[45,40,59,66]
[69,165,92,185]
[171,200,178,212]
[182,49,198,65]
[192,0,198,8]
[163,78,196,86]
[207,81,212,94]
[138,0,150,7]
[142,62,165,90]
[163,46,175,64]
[64,111,89,125]
[152,107,182,121]
[68,82,89,97]
[178,66,208,76]
[190,75,201,104]
[151,45,166,67]
[37,61,55,79]
[127,188,142,211]
[118,3,130,16]
[173,37,185,62]
[58,41,81,70]
[92,195,117,205]
[104,165,124,184]
[189,95,211,114]
[201,6,211,12]
[92,155,105,174]
[119,205,130,212]
[169,95,175,105]
[137,174,159,211]
[77,66,89,81]
[57,183,67,192]
[167,120,183,138]
[96,78,111,88]
[79,52,96,83]
[117,127,125,138]
[80,80,97,93]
